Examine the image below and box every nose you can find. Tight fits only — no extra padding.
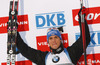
[52,38,56,43]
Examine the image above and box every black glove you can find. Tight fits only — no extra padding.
[78,6,87,17]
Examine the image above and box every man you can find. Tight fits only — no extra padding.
[16,7,90,65]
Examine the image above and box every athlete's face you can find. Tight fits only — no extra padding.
[48,35,61,49]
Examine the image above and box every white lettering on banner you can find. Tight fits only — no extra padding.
[78,59,100,65]
[62,40,67,43]
[94,13,100,20]
[38,40,67,47]
[17,21,28,25]
[38,42,49,47]
[75,15,78,21]
[87,13,94,20]
[75,13,100,21]
[0,23,7,27]
[92,60,100,63]
[97,60,100,63]
[0,21,28,28]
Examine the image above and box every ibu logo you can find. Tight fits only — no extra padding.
[35,11,66,29]
[75,31,100,47]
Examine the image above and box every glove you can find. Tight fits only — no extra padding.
[78,6,88,26]
[78,6,88,17]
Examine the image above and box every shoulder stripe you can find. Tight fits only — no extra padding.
[45,52,50,65]
[64,48,72,62]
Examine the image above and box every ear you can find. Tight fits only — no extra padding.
[61,40,63,43]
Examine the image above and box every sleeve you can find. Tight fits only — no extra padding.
[16,32,48,64]
[67,13,90,64]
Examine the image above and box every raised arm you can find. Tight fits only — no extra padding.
[16,32,48,64]
[67,7,90,64]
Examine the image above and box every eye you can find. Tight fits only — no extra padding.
[49,37,52,40]
[55,36,58,38]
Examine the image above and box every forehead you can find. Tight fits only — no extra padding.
[49,35,59,38]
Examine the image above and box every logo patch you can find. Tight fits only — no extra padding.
[72,7,100,26]
[52,56,60,63]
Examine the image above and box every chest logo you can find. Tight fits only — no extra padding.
[52,56,60,63]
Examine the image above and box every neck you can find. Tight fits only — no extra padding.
[50,43,64,54]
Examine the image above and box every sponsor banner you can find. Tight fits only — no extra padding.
[76,31,100,47]
[0,15,29,34]
[35,11,66,29]
[72,7,100,26]
[1,60,32,65]
[77,53,100,65]
[36,33,69,51]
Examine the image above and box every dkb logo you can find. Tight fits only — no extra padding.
[35,11,66,29]
[75,31,100,47]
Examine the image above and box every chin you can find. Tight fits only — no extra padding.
[52,47,58,49]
